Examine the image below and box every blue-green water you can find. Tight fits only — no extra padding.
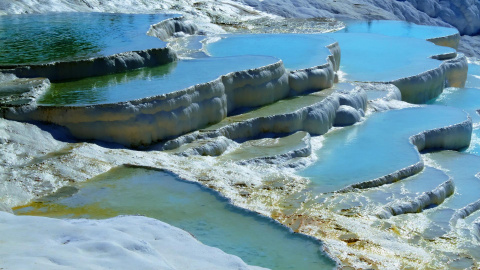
[14,166,336,270]
[339,20,458,40]
[206,34,334,70]
[428,87,480,124]
[326,33,454,82]
[466,62,480,88]
[0,13,174,65]
[38,55,278,105]
[300,106,468,193]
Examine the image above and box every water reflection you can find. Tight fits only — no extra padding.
[0,13,173,65]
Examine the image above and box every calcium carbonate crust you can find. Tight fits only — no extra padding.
[288,42,340,94]
[0,48,177,82]
[1,60,289,147]
[388,53,468,104]
[0,211,266,270]
[450,199,480,227]
[147,16,199,41]
[1,39,342,147]
[376,179,455,218]
[163,86,367,150]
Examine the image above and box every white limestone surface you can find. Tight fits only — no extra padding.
[163,86,367,150]
[148,17,199,41]
[0,211,265,270]
[390,53,468,104]
[288,42,340,95]
[7,48,177,82]
[377,179,455,218]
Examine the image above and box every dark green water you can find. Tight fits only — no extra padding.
[0,13,174,65]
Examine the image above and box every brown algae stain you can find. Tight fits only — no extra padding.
[13,201,118,219]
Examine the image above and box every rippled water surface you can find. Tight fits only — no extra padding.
[0,13,174,65]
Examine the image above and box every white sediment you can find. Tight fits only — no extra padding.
[163,86,367,150]
[376,179,455,219]
[426,32,461,50]
[0,75,50,105]
[450,199,480,227]
[173,136,236,157]
[148,17,199,41]
[2,48,177,82]
[0,211,265,270]
[288,42,340,95]
[390,53,468,104]
[235,132,312,165]
[474,218,480,241]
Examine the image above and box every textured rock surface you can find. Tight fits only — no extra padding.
[0,212,265,270]
[236,0,480,36]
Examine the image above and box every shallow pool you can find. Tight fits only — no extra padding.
[14,166,336,270]
[428,87,480,124]
[339,20,458,40]
[38,55,278,105]
[0,13,174,65]
[300,106,468,193]
[205,34,335,70]
[326,33,454,82]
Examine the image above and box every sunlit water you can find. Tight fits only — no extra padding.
[14,166,336,270]
[339,20,458,40]
[205,34,335,70]
[324,166,450,213]
[325,32,454,82]
[300,106,468,193]
[38,56,278,105]
[0,13,175,65]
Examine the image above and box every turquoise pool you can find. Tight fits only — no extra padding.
[205,34,335,70]
[326,33,455,82]
[300,106,468,193]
